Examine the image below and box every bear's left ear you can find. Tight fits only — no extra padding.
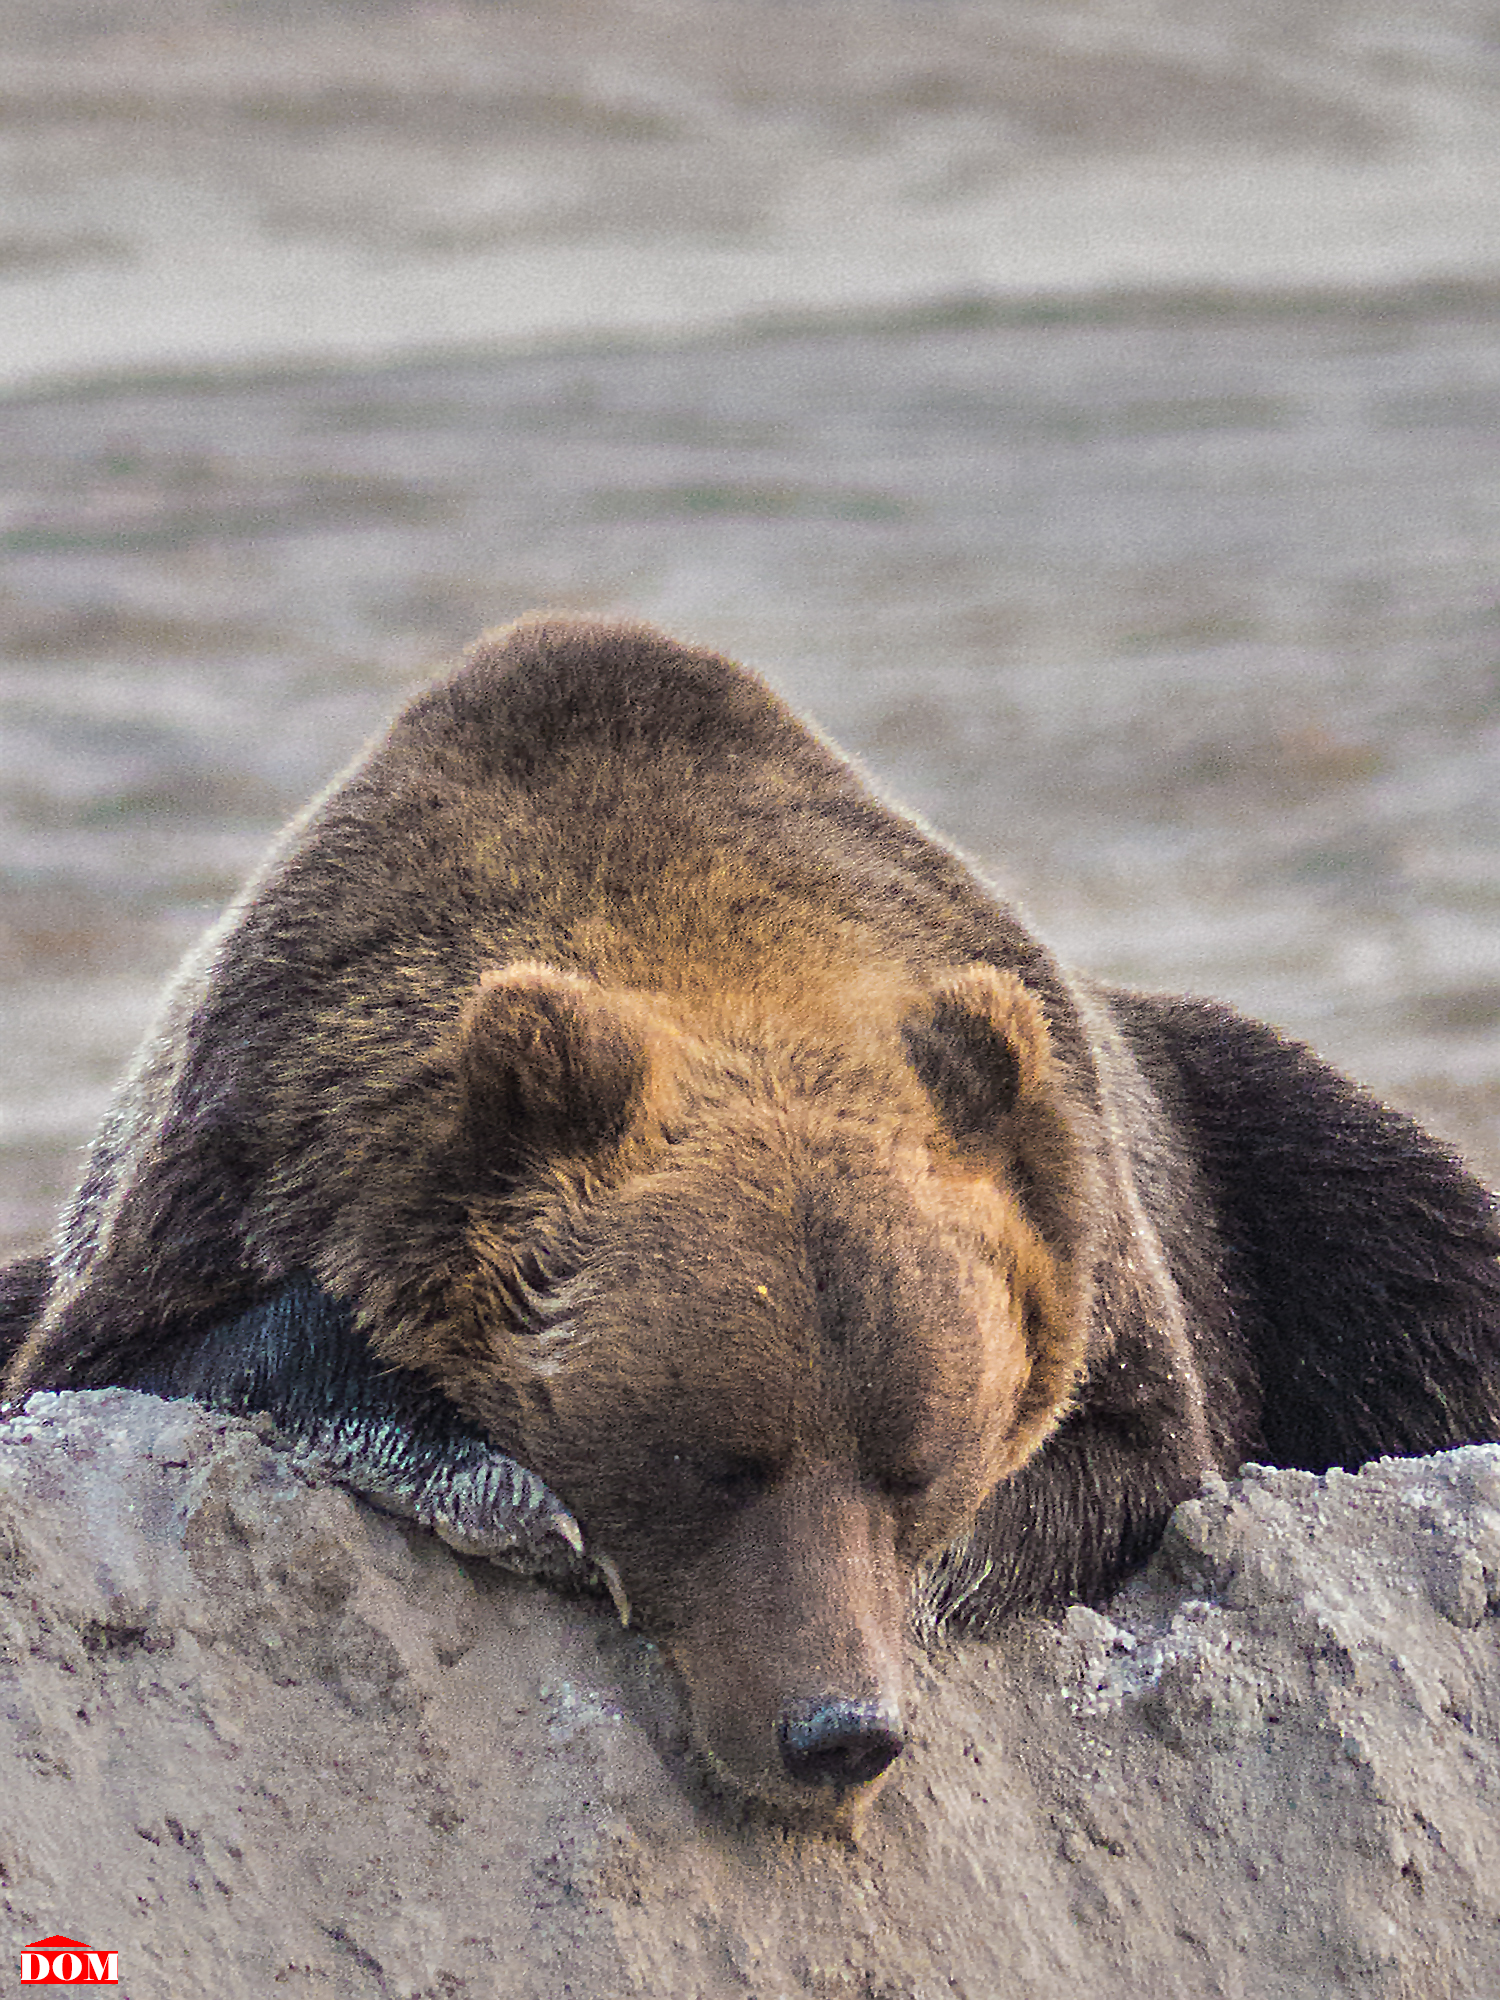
[902,964,1053,1144]
[458,962,648,1164]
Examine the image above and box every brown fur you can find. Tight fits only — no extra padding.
[7,615,1498,1830]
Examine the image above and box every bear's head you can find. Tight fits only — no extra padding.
[384,959,1097,1830]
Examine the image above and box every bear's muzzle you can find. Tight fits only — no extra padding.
[656,1462,913,1828]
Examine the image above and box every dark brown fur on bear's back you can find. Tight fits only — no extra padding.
[1117,993,1500,1467]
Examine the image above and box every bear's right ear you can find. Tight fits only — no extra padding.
[902,964,1052,1144]
[458,963,647,1164]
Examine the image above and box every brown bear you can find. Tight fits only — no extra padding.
[4,615,1499,1830]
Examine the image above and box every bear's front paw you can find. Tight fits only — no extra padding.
[298,1424,633,1625]
[409,1451,633,1625]
[415,1449,585,1566]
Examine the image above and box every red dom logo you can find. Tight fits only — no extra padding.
[20,1937,119,1985]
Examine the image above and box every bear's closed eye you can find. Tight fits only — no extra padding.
[658,1449,775,1505]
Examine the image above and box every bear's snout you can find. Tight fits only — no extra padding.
[649,1463,915,1827]
[777,1697,906,1790]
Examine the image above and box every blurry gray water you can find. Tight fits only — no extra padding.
[3,287,1499,1257]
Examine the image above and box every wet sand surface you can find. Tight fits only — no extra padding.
[1,0,1498,1256]
[3,287,1499,1255]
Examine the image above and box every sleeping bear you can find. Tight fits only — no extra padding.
[4,615,1498,1830]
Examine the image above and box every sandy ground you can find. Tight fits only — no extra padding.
[2,1390,1498,1999]
[2,4,1499,1992]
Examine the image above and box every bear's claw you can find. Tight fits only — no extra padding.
[412,1452,586,1566]
[357,1443,631,1621]
[287,1419,590,1583]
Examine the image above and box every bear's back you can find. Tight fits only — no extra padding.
[224,616,1070,1032]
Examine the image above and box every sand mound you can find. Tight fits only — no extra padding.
[2,1390,1497,1997]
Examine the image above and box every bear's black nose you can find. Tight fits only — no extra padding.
[777,1699,906,1789]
